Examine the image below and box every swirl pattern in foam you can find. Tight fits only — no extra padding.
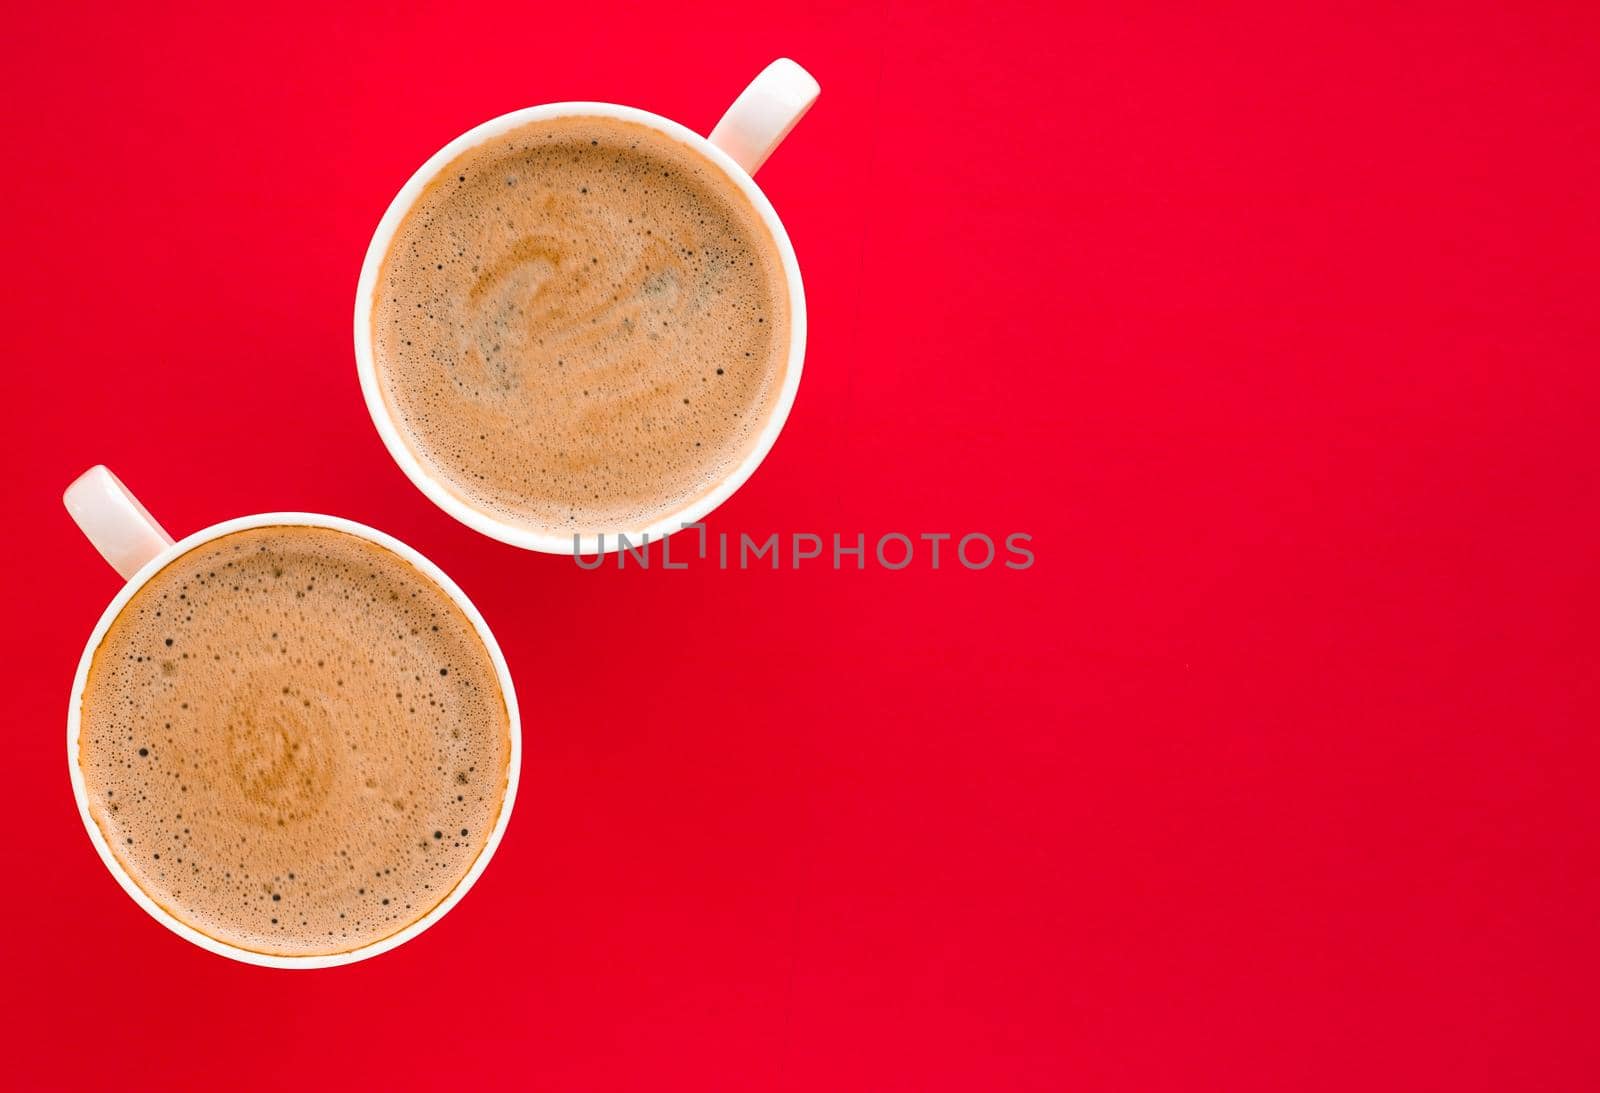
[78,526,511,957]
[371,115,789,534]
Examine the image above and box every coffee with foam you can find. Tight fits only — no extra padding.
[77,526,510,957]
[370,115,790,535]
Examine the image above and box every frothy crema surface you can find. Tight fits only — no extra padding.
[78,526,511,957]
[371,115,789,535]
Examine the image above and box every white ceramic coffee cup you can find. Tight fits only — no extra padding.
[354,58,820,554]
[62,465,522,969]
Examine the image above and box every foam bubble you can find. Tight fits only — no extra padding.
[78,526,510,957]
[371,116,790,533]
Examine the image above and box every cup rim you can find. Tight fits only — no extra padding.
[353,101,807,555]
[65,511,523,969]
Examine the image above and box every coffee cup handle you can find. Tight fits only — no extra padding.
[63,465,176,580]
[708,58,820,176]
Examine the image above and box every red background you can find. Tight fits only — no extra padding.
[4,1,1598,1089]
